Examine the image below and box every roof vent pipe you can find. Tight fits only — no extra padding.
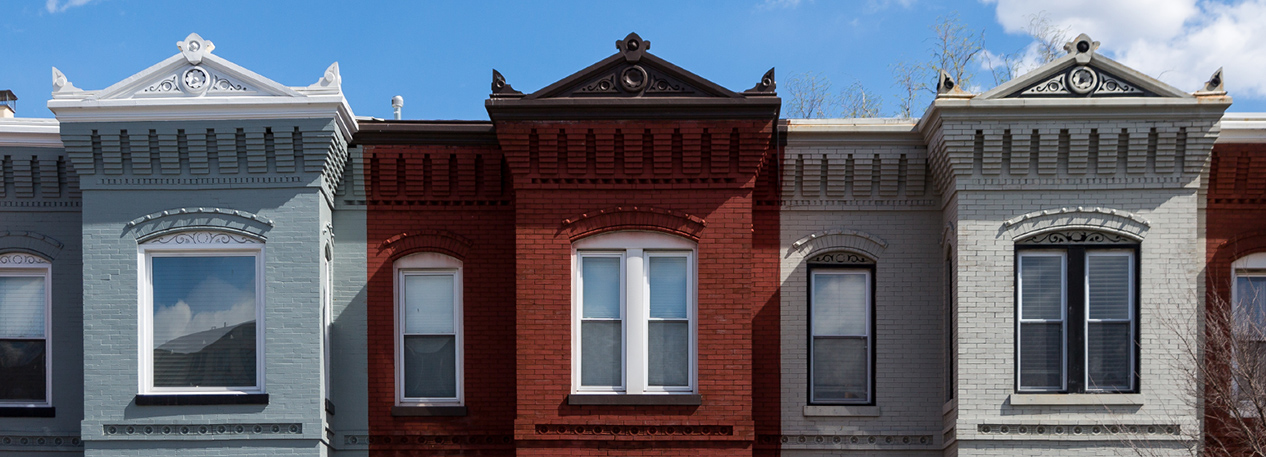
[391,95,404,120]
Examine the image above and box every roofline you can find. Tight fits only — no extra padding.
[1218,113,1266,143]
[353,120,498,146]
[0,118,63,148]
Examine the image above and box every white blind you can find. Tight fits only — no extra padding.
[404,274,454,334]
[0,276,45,338]
[1088,254,1131,320]
[582,257,621,319]
[649,256,687,319]
[812,272,867,336]
[1020,255,1063,320]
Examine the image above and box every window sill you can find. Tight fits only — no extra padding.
[1009,393,1142,406]
[135,394,269,406]
[391,405,467,417]
[803,405,880,417]
[0,406,54,417]
[568,394,702,406]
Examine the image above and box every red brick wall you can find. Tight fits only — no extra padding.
[497,119,777,456]
[364,144,518,456]
[1205,142,1266,457]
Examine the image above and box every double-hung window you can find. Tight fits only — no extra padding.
[574,232,695,395]
[0,252,52,407]
[395,252,462,406]
[139,231,265,394]
[810,266,873,404]
[1232,253,1266,394]
[1016,237,1137,393]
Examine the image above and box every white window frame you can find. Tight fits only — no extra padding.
[323,245,334,401]
[1084,250,1135,392]
[1016,250,1068,393]
[137,232,266,395]
[571,231,697,395]
[0,252,53,407]
[394,252,464,406]
[1232,252,1266,405]
[808,268,873,405]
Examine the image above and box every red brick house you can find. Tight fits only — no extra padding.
[355,33,783,456]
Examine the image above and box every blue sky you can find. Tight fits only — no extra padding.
[6,0,1263,120]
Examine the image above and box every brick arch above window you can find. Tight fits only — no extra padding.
[380,230,474,262]
[560,206,707,242]
[1003,207,1150,242]
[127,207,274,242]
[0,231,64,261]
[788,229,888,262]
[1209,230,1266,299]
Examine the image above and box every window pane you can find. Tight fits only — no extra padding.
[151,256,257,388]
[649,257,687,319]
[648,321,688,387]
[812,337,867,402]
[1088,255,1131,320]
[1087,322,1132,390]
[1236,276,1266,336]
[404,274,454,334]
[812,273,867,336]
[0,276,45,338]
[1019,322,1063,390]
[581,321,621,387]
[403,335,457,398]
[0,340,46,401]
[582,257,621,319]
[1020,255,1063,320]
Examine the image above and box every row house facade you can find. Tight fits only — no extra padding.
[0,31,1258,457]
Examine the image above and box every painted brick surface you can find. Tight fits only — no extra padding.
[0,145,85,457]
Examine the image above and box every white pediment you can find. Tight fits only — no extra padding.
[977,34,1193,100]
[48,33,356,140]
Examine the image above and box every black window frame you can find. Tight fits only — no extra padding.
[1014,243,1141,394]
[807,259,877,406]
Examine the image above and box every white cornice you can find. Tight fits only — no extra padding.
[1217,113,1266,143]
[49,95,357,142]
[0,118,63,148]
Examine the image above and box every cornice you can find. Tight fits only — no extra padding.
[0,118,63,148]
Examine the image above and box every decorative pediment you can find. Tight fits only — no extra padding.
[51,33,342,101]
[486,33,779,120]
[524,33,740,100]
[978,34,1192,100]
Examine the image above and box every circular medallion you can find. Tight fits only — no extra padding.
[620,66,648,92]
[182,67,210,94]
[1067,66,1098,95]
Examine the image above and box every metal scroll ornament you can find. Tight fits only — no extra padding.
[1017,230,1134,245]
[809,252,874,264]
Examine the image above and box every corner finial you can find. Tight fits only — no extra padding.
[177,33,215,65]
[744,68,776,94]
[51,67,79,93]
[491,69,523,98]
[1203,67,1225,93]
[617,32,649,63]
[310,62,341,89]
[937,70,957,94]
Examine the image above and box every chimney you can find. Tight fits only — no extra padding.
[0,90,15,118]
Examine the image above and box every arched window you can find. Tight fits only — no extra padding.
[138,231,265,394]
[0,252,52,407]
[1015,230,1138,393]
[394,252,463,406]
[572,231,696,396]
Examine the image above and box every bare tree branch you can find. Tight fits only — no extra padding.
[783,72,835,119]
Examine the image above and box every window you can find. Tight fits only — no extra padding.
[395,252,462,405]
[810,267,873,404]
[0,252,52,407]
[139,231,264,394]
[1232,253,1266,396]
[1016,239,1137,393]
[573,232,695,395]
[323,244,333,401]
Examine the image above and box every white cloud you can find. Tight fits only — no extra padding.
[152,276,255,346]
[984,0,1266,97]
[45,0,96,13]
[758,0,810,10]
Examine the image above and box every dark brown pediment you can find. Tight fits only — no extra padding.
[487,33,779,120]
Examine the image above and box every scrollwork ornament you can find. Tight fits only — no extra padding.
[0,253,50,265]
[146,231,260,246]
[809,252,874,264]
[1017,230,1134,245]
[1022,74,1067,95]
